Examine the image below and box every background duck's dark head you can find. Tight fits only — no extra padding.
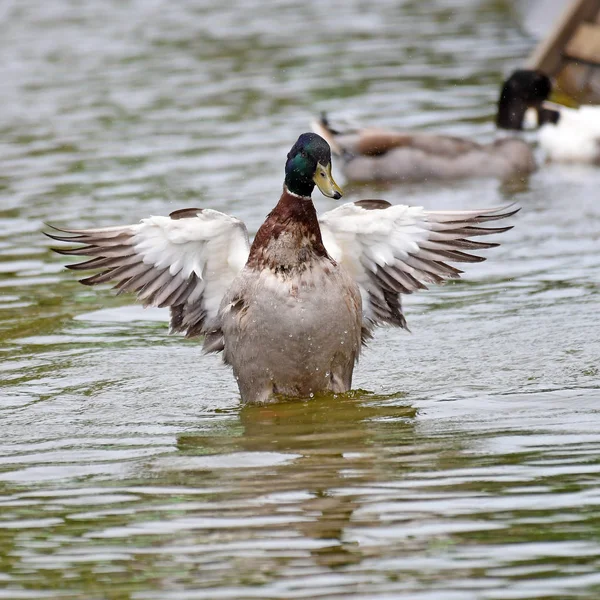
[496,69,552,130]
[285,133,342,199]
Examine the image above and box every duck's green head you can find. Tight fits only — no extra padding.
[285,133,343,199]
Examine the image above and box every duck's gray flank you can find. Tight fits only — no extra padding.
[312,96,537,183]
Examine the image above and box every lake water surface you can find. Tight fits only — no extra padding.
[1,1,600,598]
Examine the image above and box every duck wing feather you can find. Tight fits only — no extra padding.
[319,200,518,332]
[46,208,250,341]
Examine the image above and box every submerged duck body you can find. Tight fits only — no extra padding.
[312,115,536,184]
[497,69,600,164]
[47,133,518,404]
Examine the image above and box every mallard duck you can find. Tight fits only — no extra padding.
[311,111,536,184]
[47,133,517,404]
[497,69,600,164]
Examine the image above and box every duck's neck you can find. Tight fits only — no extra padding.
[247,186,329,272]
[496,97,528,131]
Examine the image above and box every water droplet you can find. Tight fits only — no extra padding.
[309,393,314,398]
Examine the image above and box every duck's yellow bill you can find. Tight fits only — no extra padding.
[313,162,343,199]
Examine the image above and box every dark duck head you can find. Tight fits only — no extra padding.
[496,69,556,130]
[284,133,343,199]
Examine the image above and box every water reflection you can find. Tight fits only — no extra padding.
[1,387,600,598]
[174,395,416,571]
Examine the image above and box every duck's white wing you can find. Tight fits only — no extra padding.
[47,208,250,340]
[319,200,517,332]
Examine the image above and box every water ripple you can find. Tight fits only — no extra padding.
[1,0,600,599]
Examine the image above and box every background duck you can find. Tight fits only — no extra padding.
[47,133,518,405]
[312,110,536,184]
[496,69,600,164]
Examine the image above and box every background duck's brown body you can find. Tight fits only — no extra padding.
[313,122,536,182]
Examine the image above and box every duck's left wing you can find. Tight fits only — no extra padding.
[319,200,518,333]
[46,208,250,341]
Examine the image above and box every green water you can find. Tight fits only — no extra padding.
[1,0,600,598]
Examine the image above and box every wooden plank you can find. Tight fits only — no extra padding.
[526,0,600,74]
[564,22,600,63]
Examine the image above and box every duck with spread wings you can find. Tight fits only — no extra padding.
[47,133,518,404]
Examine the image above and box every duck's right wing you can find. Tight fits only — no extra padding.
[319,200,518,333]
[46,208,250,342]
